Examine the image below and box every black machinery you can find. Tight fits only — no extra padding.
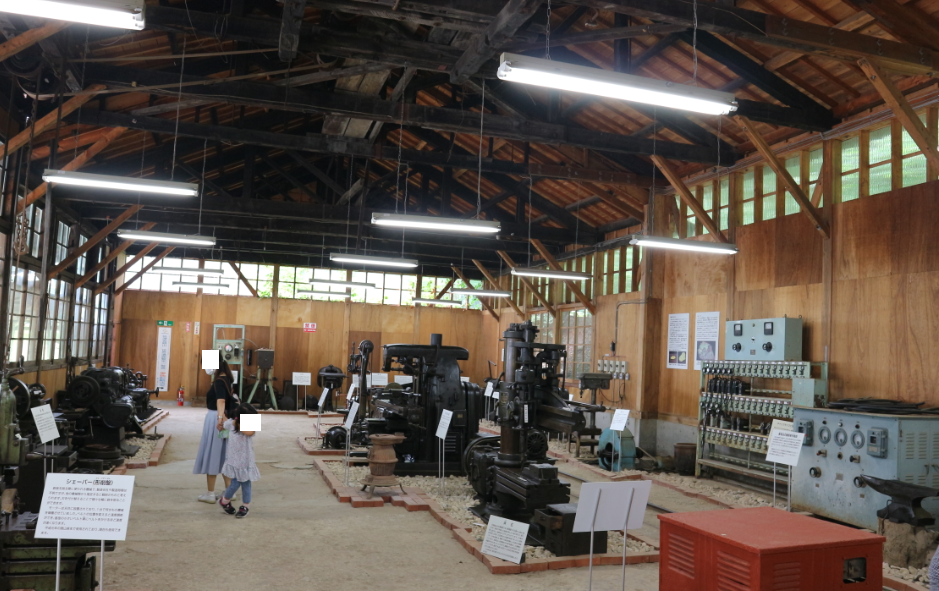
[463,321,607,555]
[323,340,376,450]
[315,364,345,412]
[1,368,115,590]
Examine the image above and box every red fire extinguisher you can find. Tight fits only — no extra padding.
[177,386,185,406]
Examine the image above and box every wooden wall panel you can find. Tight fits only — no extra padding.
[774,212,824,288]
[833,197,894,281]
[593,292,644,411]
[890,185,939,276]
[735,221,777,292]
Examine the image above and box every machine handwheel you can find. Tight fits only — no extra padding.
[8,377,31,419]
[461,435,500,475]
[68,376,101,407]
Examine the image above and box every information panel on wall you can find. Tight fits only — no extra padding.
[667,313,689,370]
[694,311,721,370]
[155,324,172,392]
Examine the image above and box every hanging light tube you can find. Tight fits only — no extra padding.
[497,53,737,116]
[329,253,418,269]
[149,267,225,275]
[450,288,512,298]
[296,289,352,299]
[629,234,738,255]
[172,281,230,289]
[0,0,146,30]
[309,279,377,289]
[511,267,592,281]
[412,298,462,307]
[43,170,197,196]
[371,213,500,234]
[117,230,216,246]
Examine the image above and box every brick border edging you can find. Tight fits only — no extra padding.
[310,458,660,574]
[296,437,346,456]
[142,409,169,433]
[307,411,344,419]
[883,575,928,591]
[126,434,172,470]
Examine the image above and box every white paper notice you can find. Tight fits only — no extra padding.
[292,372,312,386]
[240,414,262,431]
[344,402,359,430]
[231,370,238,384]
[436,409,453,440]
[667,313,690,370]
[610,409,630,432]
[481,516,529,564]
[460,376,469,382]
[765,430,805,466]
[573,481,652,533]
[395,375,413,385]
[370,373,388,387]
[346,383,356,400]
[35,473,135,541]
[771,419,794,432]
[318,388,330,409]
[31,405,60,444]
[202,349,220,370]
[693,311,721,370]
[154,326,172,391]
[484,382,494,398]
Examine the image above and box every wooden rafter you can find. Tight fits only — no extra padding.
[650,155,727,243]
[114,247,176,296]
[858,58,939,171]
[497,250,556,316]
[845,0,939,51]
[75,222,156,288]
[450,0,542,83]
[451,267,499,321]
[94,242,160,294]
[0,21,69,63]
[47,205,143,279]
[434,277,456,299]
[735,116,830,239]
[472,259,524,317]
[529,239,596,315]
[229,262,259,298]
[6,84,106,156]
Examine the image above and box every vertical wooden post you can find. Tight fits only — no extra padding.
[270,265,280,363]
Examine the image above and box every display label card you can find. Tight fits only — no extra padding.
[318,388,330,409]
[573,481,652,533]
[771,419,794,432]
[240,414,261,431]
[194,321,200,335]
[436,409,453,440]
[395,375,413,385]
[346,383,356,399]
[484,382,494,398]
[35,473,135,541]
[460,376,469,382]
[202,349,220,370]
[610,409,630,432]
[765,430,805,466]
[344,402,359,431]
[31,404,60,444]
[370,373,388,387]
[231,370,238,384]
[481,516,529,564]
[292,372,312,386]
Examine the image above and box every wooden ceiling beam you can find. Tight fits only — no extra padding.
[0,21,69,62]
[451,266,499,320]
[434,277,456,299]
[229,262,259,298]
[75,222,156,288]
[844,0,939,51]
[94,242,160,294]
[113,247,176,296]
[47,205,143,279]
[451,0,542,83]
[507,23,687,52]
[5,84,106,156]
[650,155,726,243]
[529,239,596,315]
[278,0,306,61]
[258,152,320,202]
[496,250,555,315]
[858,58,939,171]
[735,116,830,238]
[472,259,524,316]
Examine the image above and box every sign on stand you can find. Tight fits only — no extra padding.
[436,410,454,490]
[292,372,312,386]
[771,419,794,433]
[395,375,413,385]
[481,516,529,564]
[344,402,360,431]
[368,373,388,387]
[765,427,805,511]
[484,382,494,398]
[36,473,136,540]
[436,410,453,440]
[318,388,330,410]
[610,409,630,432]
[31,405,60,444]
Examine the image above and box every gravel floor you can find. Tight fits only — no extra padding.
[124,435,161,462]
[884,563,929,587]
[652,472,786,509]
[323,461,654,559]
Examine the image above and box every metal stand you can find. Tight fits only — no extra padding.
[619,489,635,591]
[246,368,278,409]
[99,540,104,591]
[344,425,352,487]
[773,462,777,507]
[587,490,603,591]
[55,538,61,591]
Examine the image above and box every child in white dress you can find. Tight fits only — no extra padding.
[218,405,260,518]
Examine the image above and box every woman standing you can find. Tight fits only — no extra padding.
[193,359,237,503]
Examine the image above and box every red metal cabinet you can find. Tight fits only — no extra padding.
[659,507,884,591]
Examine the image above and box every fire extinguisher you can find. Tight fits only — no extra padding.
[177,386,185,406]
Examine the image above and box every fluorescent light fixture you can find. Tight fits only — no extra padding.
[148,267,225,276]
[295,290,352,299]
[511,267,592,281]
[43,170,198,196]
[117,230,216,246]
[372,213,500,234]
[629,235,738,255]
[330,253,418,269]
[0,0,145,30]
[497,53,737,116]
[451,289,512,298]
[413,298,462,307]
[309,279,377,289]
[172,281,230,289]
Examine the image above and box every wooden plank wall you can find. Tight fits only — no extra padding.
[117,291,490,401]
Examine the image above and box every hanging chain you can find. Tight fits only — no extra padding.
[476,80,485,219]
[171,36,187,181]
[545,0,552,60]
[199,138,208,235]
[692,0,699,85]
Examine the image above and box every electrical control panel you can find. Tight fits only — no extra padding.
[597,359,628,379]
[792,407,939,530]
[724,317,803,361]
[213,324,246,395]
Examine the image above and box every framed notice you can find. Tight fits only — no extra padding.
[667,313,690,370]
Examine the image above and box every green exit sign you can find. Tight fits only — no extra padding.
[157,320,174,326]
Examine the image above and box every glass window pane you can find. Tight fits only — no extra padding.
[762,167,777,195]
[720,178,730,207]
[842,172,860,202]
[869,126,891,165]
[842,137,860,171]
[762,195,776,221]
[702,184,713,211]
[785,194,799,215]
[869,163,891,195]
[902,154,927,188]
[742,201,755,225]
[742,170,754,200]
[785,155,800,186]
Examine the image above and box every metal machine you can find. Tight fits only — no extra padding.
[725,316,803,361]
[213,324,246,397]
[246,349,278,410]
[315,364,345,412]
[568,372,611,457]
[463,321,605,551]
[597,428,637,471]
[792,404,939,530]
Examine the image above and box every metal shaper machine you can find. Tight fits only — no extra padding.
[598,428,636,471]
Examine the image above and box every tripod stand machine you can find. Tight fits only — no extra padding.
[246,349,278,410]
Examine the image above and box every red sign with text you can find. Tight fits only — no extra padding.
[303,323,317,333]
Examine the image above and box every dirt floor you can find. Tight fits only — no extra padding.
[106,403,675,591]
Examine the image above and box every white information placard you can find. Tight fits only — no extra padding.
[344,402,360,431]
[610,409,630,432]
[35,473,135,541]
[318,388,330,409]
[346,383,356,399]
[202,349,220,370]
[484,382,494,398]
[573,481,652,533]
[154,325,172,391]
[436,409,453,440]
[694,311,721,370]
[395,375,413,385]
[240,414,262,431]
[231,370,238,384]
[771,419,794,432]
[460,376,469,382]
[667,313,690,369]
[370,373,388,387]
[292,372,312,386]
[31,405,60,444]
[481,516,529,564]
[765,430,805,466]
